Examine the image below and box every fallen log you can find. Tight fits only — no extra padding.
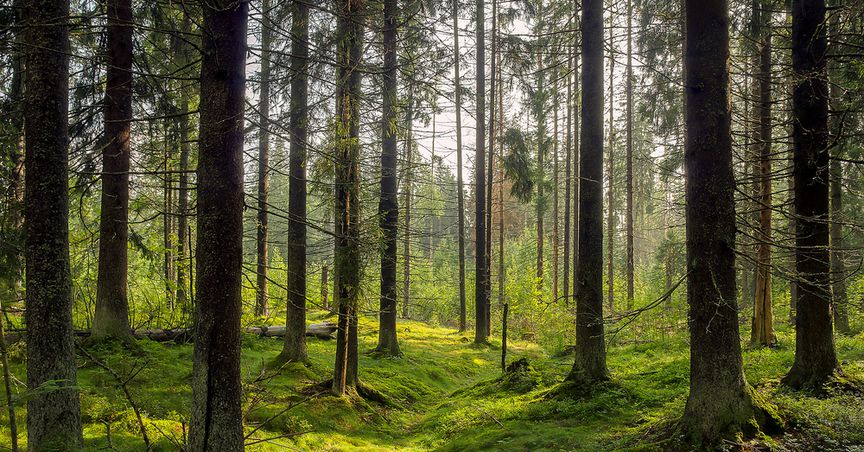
[3,322,337,344]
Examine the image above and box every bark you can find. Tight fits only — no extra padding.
[453,0,467,332]
[681,0,776,443]
[625,0,635,310]
[568,0,608,384]
[23,0,83,448]
[474,0,489,344]
[376,0,402,356]
[497,52,505,333]
[255,0,273,317]
[321,264,329,310]
[783,0,839,390]
[535,50,545,300]
[333,0,365,395]
[751,7,775,346]
[93,0,133,341]
[486,0,498,338]
[281,0,310,364]
[189,1,248,450]
[553,81,560,302]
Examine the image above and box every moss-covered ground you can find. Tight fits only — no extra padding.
[1,313,863,450]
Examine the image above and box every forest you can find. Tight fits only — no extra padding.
[1,0,864,450]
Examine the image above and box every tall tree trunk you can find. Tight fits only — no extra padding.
[3,0,25,308]
[486,0,497,337]
[23,0,83,447]
[93,0,133,340]
[164,128,174,309]
[553,80,560,302]
[281,0,310,364]
[176,12,192,317]
[568,0,608,385]
[189,1,247,449]
[751,5,775,346]
[605,21,615,313]
[453,0,467,332]
[535,50,545,300]
[402,88,414,320]
[563,49,572,305]
[255,0,273,317]
[474,0,489,344]
[783,0,839,390]
[681,0,777,443]
[497,51,505,335]
[377,0,402,356]
[332,0,365,395]
[624,0,635,311]
[572,50,580,301]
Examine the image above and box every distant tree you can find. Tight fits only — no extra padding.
[23,0,83,448]
[453,0,467,332]
[569,0,608,385]
[93,0,134,341]
[783,0,841,389]
[255,0,273,317]
[189,1,248,449]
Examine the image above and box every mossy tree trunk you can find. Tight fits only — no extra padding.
[23,0,84,448]
[783,0,840,390]
[569,0,609,385]
[333,0,365,395]
[681,0,778,444]
[93,0,133,341]
[189,1,248,449]
[281,0,310,364]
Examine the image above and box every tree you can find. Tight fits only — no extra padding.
[333,0,365,395]
[281,0,311,364]
[783,0,840,390]
[23,0,83,448]
[624,0,635,310]
[92,0,134,340]
[680,0,778,443]
[377,0,402,356]
[475,0,489,344]
[255,0,273,317]
[751,0,775,346]
[189,1,248,449]
[453,0,467,332]
[569,0,608,385]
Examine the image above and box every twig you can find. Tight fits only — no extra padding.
[244,392,324,441]
[77,346,151,449]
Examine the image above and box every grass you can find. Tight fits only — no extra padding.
[1,312,863,450]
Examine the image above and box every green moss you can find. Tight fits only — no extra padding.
[1,314,863,450]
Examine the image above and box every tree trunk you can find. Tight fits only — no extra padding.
[402,88,414,320]
[563,49,573,305]
[553,79,560,304]
[93,0,133,341]
[783,0,839,390]
[474,0,489,344]
[176,12,192,317]
[606,21,615,314]
[23,0,83,447]
[535,51,545,300]
[281,0,310,364]
[568,0,608,385]
[680,0,777,443]
[830,158,850,335]
[752,2,775,346]
[189,1,247,449]
[624,0,635,311]
[255,0,273,317]
[376,0,402,356]
[333,0,365,395]
[453,0,467,333]
[321,264,329,310]
[486,0,498,338]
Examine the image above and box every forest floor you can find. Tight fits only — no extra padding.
[2,312,864,451]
